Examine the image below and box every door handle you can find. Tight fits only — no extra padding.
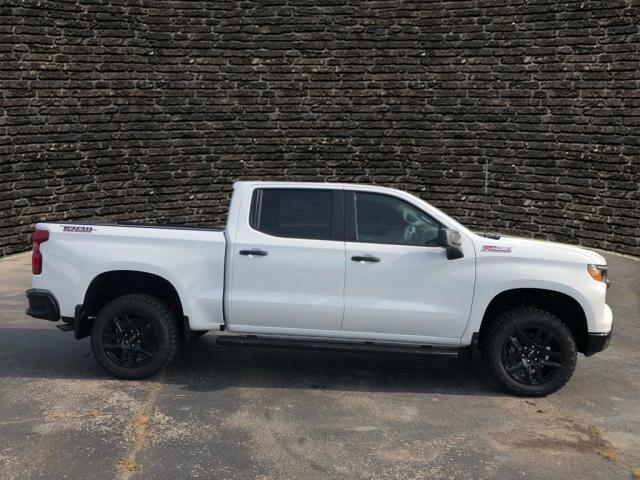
[351,255,380,263]
[239,249,268,257]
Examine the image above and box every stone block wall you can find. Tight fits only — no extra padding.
[1,0,638,256]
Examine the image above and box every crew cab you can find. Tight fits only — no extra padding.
[25,181,612,396]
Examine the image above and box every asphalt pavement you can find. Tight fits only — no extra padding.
[0,251,639,480]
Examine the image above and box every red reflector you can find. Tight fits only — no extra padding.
[32,229,49,275]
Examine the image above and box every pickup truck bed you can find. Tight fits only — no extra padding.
[30,221,227,332]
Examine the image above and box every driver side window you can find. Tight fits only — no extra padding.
[353,192,440,246]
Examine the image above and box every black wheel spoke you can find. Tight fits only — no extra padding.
[506,350,523,362]
[535,367,544,384]
[122,312,137,327]
[103,310,158,369]
[139,323,155,344]
[533,328,552,347]
[514,330,530,345]
[502,324,564,387]
[509,334,524,350]
[137,348,154,358]
[542,360,562,368]
[547,349,562,359]
[532,328,545,345]
[506,361,525,372]
[113,315,126,333]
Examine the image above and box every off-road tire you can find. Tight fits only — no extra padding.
[481,307,577,397]
[90,294,179,379]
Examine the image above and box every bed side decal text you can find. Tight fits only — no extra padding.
[62,226,95,233]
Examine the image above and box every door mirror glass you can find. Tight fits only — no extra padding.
[437,228,464,260]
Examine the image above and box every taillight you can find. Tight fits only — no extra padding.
[32,229,49,274]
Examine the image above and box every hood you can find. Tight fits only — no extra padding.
[483,235,607,265]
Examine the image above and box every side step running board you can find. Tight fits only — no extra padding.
[216,335,460,357]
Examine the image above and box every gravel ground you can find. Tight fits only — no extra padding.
[0,251,638,480]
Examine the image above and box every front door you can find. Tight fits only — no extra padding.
[227,187,346,334]
[341,191,475,341]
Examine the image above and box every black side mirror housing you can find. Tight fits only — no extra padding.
[437,228,464,260]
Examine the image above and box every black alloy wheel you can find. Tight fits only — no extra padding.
[102,311,159,369]
[501,325,564,386]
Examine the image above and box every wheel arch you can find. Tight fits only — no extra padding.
[78,270,187,339]
[84,270,183,316]
[478,288,589,354]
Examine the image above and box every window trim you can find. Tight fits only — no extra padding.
[345,190,442,247]
[249,188,345,242]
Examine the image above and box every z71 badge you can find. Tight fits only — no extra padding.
[62,226,95,233]
[481,245,512,253]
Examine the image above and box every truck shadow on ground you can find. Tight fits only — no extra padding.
[0,328,502,397]
[169,335,501,396]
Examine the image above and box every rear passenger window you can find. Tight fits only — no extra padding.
[251,189,334,240]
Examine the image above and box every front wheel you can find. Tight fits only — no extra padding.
[90,294,179,379]
[481,307,577,397]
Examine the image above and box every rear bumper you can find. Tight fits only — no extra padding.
[584,332,612,356]
[25,289,60,321]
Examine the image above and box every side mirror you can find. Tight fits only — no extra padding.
[437,228,464,260]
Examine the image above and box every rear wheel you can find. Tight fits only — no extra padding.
[90,294,178,379]
[481,307,577,397]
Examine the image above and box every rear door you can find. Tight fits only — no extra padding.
[226,187,346,334]
[341,190,475,341]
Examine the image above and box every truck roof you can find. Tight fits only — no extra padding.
[233,180,405,193]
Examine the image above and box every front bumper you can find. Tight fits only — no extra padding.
[583,303,613,356]
[25,289,60,321]
[584,332,612,356]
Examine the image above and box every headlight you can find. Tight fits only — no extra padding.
[587,264,608,284]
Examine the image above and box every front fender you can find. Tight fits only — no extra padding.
[461,278,599,346]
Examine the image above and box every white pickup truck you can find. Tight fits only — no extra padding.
[25,181,612,396]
